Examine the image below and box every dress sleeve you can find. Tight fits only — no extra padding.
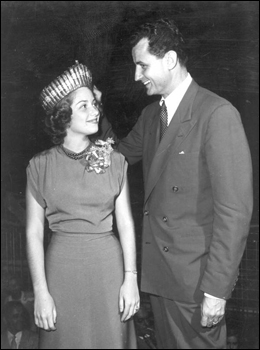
[117,152,128,193]
[26,156,46,208]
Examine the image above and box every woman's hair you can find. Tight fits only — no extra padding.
[130,18,188,66]
[44,92,74,145]
[44,88,103,145]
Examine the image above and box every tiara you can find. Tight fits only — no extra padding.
[40,61,92,112]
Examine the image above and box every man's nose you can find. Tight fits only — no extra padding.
[134,67,143,82]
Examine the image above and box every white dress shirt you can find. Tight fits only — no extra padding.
[8,331,22,349]
[159,73,192,125]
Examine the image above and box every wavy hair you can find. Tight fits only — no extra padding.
[44,94,73,145]
[130,18,188,66]
[44,88,103,145]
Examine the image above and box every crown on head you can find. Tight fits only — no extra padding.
[40,61,93,113]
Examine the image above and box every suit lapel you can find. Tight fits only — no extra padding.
[144,80,199,204]
[19,330,29,349]
[1,333,9,349]
[143,103,161,181]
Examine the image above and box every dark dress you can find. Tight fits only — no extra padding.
[26,145,137,349]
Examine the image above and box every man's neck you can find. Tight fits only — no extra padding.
[163,66,188,98]
[8,329,22,336]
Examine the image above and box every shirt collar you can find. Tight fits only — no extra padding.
[7,330,23,346]
[159,73,192,106]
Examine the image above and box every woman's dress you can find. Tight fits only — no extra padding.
[26,145,137,349]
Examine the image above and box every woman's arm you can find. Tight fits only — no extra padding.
[115,177,140,322]
[26,186,57,331]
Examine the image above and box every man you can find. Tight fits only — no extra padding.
[97,18,253,348]
[1,301,38,349]
[4,274,35,332]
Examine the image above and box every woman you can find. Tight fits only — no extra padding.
[26,61,139,349]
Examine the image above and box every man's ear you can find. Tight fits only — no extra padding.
[166,51,178,70]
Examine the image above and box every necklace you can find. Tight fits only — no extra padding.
[61,144,90,160]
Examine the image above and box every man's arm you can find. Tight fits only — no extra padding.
[92,85,145,164]
[94,112,146,165]
[200,103,253,325]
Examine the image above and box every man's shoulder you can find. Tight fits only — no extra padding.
[196,84,235,110]
[21,330,39,348]
[1,332,9,349]
[22,290,34,302]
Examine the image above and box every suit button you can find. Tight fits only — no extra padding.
[172,186,179,192]
[163,246,169,252]
[163,216,168,222]
[144,210,149,216]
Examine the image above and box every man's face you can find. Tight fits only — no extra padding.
[227,335,239,349]
[132,38,171,97]
[6,306,25,334]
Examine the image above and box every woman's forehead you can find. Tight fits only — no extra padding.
[72,86,93,101]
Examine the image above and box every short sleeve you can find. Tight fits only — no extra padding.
[112,151,128,194]
[119,153,128,192]
[26,156,46,208]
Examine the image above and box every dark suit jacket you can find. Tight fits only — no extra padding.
[1,330,39,349]
[101,79,253,303]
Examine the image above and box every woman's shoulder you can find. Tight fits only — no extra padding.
[110,149,127,170]
[31,146,58,161]
[111,148,125,161]
[28,146,58,166]
[93,138,126,164]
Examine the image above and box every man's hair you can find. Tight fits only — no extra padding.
[130,18,188,66]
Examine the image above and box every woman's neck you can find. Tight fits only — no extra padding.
[62,136,90,153]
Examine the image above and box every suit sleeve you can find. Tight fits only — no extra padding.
[91,116,118,143]
[200,104,253,299]
[96,111,146,165]
[117,109,146,165]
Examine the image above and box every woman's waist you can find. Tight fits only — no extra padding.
[47,231,121,259]
[52,230,113,239]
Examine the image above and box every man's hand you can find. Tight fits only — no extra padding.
[93,85,102,103]
[201,295,226,327]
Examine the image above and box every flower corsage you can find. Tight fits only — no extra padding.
[84,138,115,174]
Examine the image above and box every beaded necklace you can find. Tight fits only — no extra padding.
[61,144,91,160]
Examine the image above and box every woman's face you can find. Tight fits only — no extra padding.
[67,87,100,136]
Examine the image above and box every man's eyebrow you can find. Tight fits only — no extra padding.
[136,61,146,65]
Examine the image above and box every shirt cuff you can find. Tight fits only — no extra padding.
[204,293,223,300]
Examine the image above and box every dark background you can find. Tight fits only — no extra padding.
[1,2,259,348]
[1,1,259,224]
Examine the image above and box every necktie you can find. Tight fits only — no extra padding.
[160,100,168,141]
[10,335,17,349]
